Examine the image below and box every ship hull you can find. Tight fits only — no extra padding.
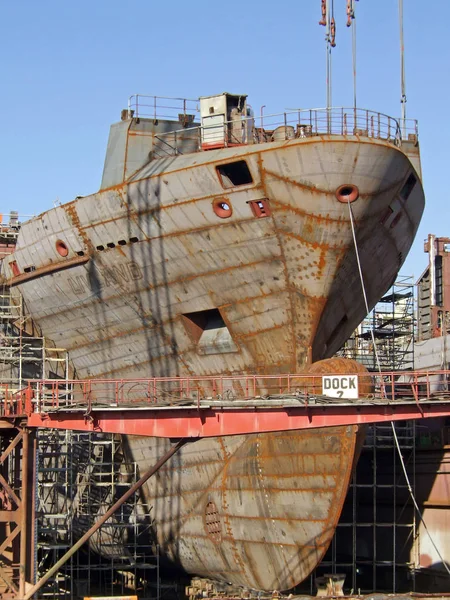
[128,426,359,591]
[1,134,424,589]
[6,135,424,379]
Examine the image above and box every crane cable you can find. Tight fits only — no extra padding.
[399,0,407,136]
[351,1,357,111]
[346,198,450,578]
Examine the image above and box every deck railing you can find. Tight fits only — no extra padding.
[1,369,449,417]
[127,94,199,123]
[148,107,418,158]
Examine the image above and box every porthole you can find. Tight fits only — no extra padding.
[56,240,69,257]
[213,198,232,219]
[335,184,359,203]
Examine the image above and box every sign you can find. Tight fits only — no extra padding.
[322,375,359,399]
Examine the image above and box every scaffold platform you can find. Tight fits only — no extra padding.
[1,369,450,437]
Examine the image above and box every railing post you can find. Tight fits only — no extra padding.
[25,384,33,416]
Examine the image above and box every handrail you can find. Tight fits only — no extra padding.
[127,94,199,121]
[1,369,449,417]
[147,106,418,158]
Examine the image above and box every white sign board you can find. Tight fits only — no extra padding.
[322,375,359,399]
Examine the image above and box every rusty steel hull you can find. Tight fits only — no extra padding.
[1,134,424,589]
[129,426,359,590]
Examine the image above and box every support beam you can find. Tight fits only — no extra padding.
[26,401,450,438]
[19,429,36,598]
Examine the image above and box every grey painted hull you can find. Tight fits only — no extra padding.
[2,134,424,589]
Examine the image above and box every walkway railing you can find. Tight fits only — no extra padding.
[127,94,199,122]
[1,369,449,417]
[148,107,418,158]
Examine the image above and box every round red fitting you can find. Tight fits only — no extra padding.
[55,240,69,257]
[335,184,360,203]
[213,198,232,218]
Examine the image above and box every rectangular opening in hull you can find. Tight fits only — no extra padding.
[399,173,417,201]
[181,308,238,354]
[216,160,253,188]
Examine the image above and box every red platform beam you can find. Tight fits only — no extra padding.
[25,401,450,438]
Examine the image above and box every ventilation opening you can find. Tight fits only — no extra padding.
[399,173,417,201]
[181,308,238,354]
[248,198,271,218]
[204,501,222,543]
[9,261,20,277]
[216,160,253,188]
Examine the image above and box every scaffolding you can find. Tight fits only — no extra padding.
[313,421,418,594]
[0,286,69,391]
[36,430,159,599]
[320,276,441,594]
[0,283,160,599]
[339,275,415,371]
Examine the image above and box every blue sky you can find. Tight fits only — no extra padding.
[1,0,449,278]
